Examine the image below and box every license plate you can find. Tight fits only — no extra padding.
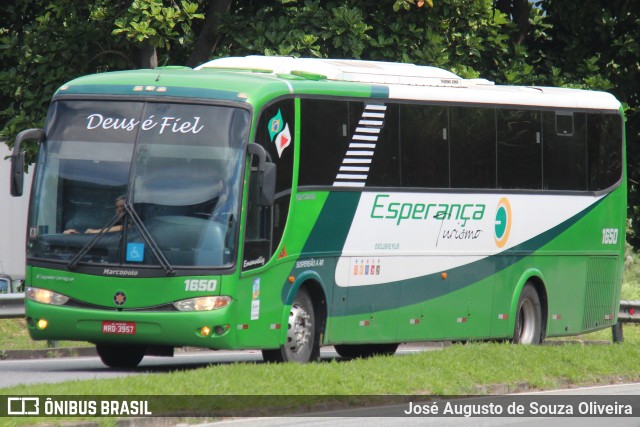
[102,321,136,335]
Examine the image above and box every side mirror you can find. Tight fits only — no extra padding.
[247,143,276,206]
[10,151,24,197]
[10,128,42,197]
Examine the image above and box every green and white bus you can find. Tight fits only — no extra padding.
[11,56,626,367]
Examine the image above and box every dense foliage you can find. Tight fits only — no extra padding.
[1,0,638,244]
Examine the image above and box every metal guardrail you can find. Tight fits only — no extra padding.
[0,293,25,318]
[616,300,640,323]
[612,300,640,343]
[0,296,637,342]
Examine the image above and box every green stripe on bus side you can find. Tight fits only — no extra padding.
[279,192,361,304]
[300,191,363,255]
[329,193,607,316]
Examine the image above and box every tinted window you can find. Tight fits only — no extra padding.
[299,99,349,187]
[497,109,542,189]
[543,111,587,190]
[300,100,398,188]
[299,99,622,193]
[360,103,400,187]
[588,113,622,191]
[450,107,496,188]
[400,104,449,188]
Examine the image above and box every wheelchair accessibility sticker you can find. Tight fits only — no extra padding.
[126,243,145,262]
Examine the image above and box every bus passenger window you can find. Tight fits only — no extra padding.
[400,104,449,188]
[543,111,587,190]
[450,106,496,189]
[497,109,542,190]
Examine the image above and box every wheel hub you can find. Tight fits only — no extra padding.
[287,303,312,354]
[519,299,536,344]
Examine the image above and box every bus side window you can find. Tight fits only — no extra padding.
[299,99,350,187]
[497,109,542,190]
[587,113,622,191]
[543,111,587,190]
[400,104,449,188]
[450,106,496,189]
[360,102,400,187]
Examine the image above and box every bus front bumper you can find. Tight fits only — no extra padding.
[25,299,238,349]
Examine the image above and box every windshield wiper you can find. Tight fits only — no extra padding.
[122,203,175,275]
[67,211,125,271]
[67,203,175,275]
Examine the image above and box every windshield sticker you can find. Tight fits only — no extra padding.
[35,274,74,283]
[243,256,265,269]
[86,114,204,135]
[267,109,291,158]
[126,243,145,262]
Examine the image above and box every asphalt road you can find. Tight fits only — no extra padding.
[0,344,441,388]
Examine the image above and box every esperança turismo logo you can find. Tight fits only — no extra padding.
[494,197,512,248]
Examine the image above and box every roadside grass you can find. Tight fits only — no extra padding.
[0,318,90,352]
[622,246,640,300]
[1,327,640,426]
[3,327,639,396]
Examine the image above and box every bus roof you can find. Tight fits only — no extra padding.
[198,56,621,111]
[58,56,621,112]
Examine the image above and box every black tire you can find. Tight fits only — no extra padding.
[334,343,399,359]
[96,344,145,368]
[512,283,543,345]
[262,288,320,363]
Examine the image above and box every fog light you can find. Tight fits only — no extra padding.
[200,326,211,337]
[37,319,48,330]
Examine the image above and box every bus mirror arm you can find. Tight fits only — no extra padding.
[247,143,267,172]
[260,162,276,206]
[247,143,276,206]
[10,128,43,197]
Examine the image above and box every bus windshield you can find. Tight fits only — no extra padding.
[27,99,250,269]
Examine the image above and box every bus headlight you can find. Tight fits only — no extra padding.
[173,296,232,312]
[26,287,69,306]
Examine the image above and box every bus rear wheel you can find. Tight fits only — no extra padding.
[262,288,320,363]
[96,344,145,368]
[512,283,542,345]
[334,343,399,359]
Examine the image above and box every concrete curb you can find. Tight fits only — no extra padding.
[0,346,218,361]
[0,346,97,360]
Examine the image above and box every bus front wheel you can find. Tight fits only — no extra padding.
[96,344,145,368]
[262,288,320,363]
[512,283,542,345]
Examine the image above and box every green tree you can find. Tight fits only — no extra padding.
[2,0,639,246]
[524,0,640,248]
